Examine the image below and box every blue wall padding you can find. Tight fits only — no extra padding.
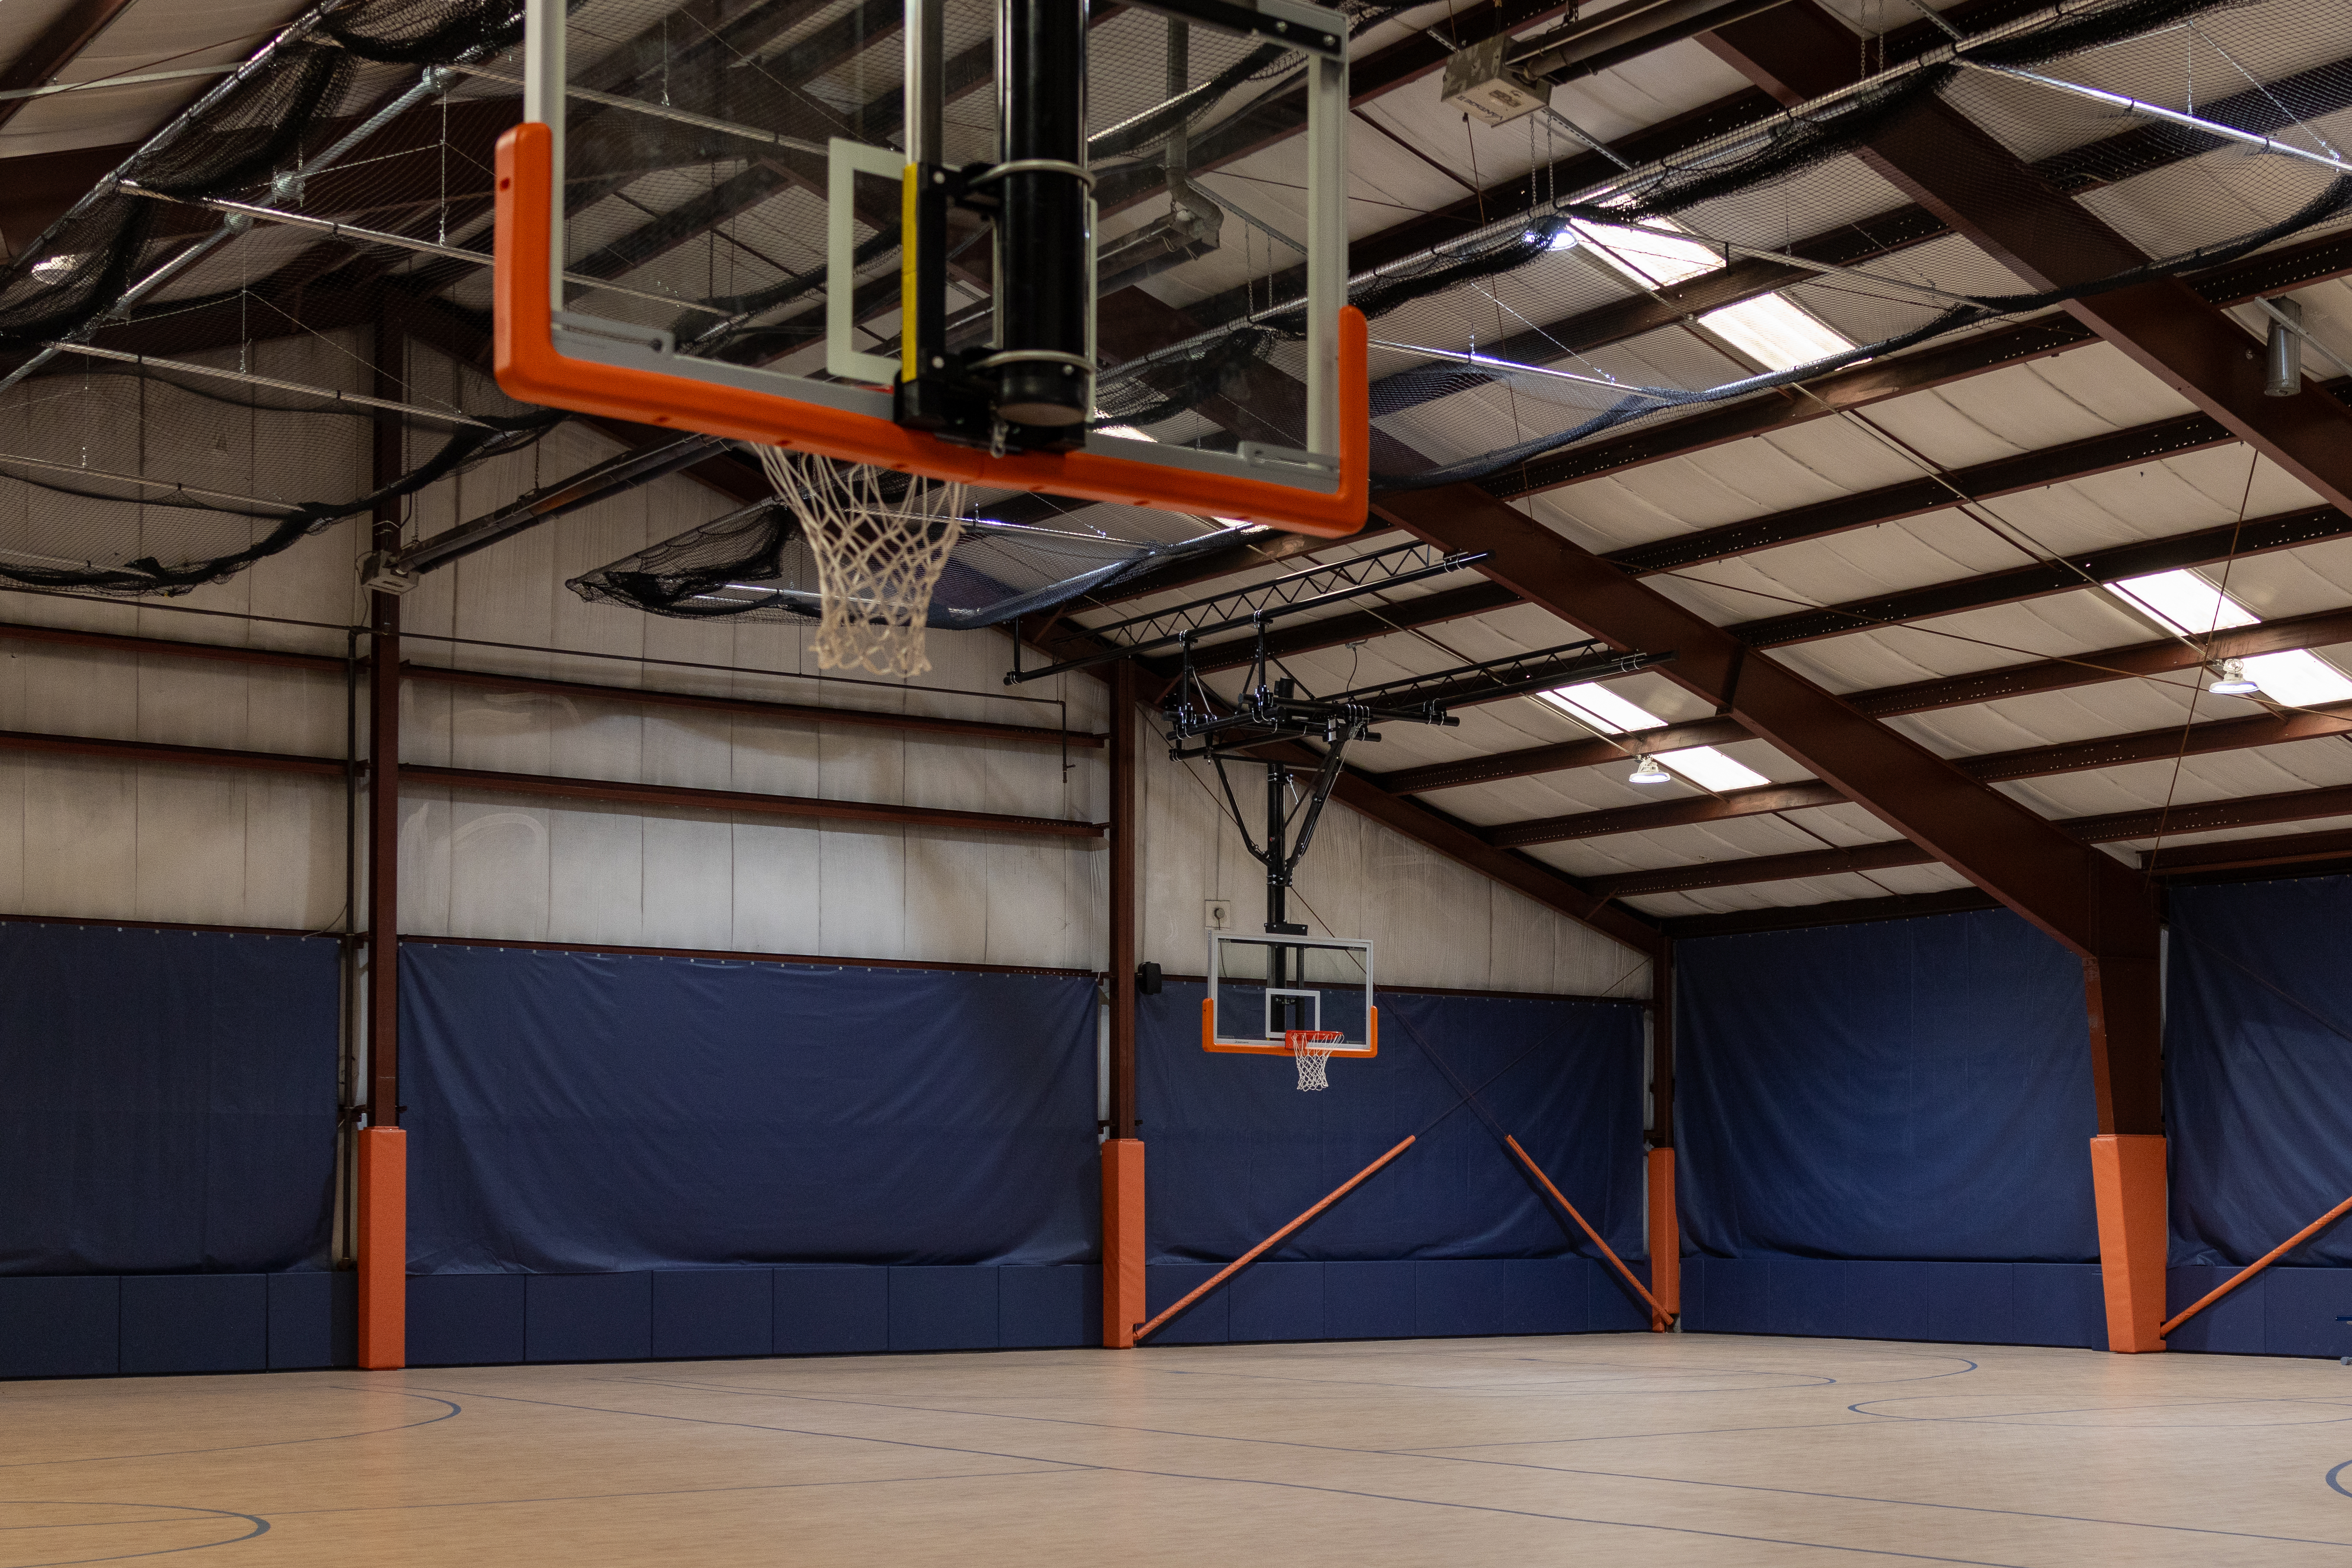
[1141,1257,1648,1345]
[775,1267,890,1355]
[2162,1266,2352,1357]
[120,1274,269,1374]
[2166,877,2352,1267]
[652,1270,774,1360]
[1324,1261,1416,1340]
[1137,985,1645,1266]
[0,1277,120,1378]
[889,1266,1001,1351]
[1000,1264,1100,1349]
[0,1273,357,1378]
[1683,1258,2106,1348]
[265,1272,354,1370]
[1229,1261,1325,1342]
[390,1259,1643,1366]
[408,1274,527,1367]
[400,944,1100,1273]
[528,1272,653,1362]
[1676,909,2099,1261]
[0,923,339,1275]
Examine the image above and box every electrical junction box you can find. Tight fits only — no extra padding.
[1440,35,1552,127]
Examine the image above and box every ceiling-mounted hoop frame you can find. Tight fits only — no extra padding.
[1203,931,1377,1057]
[492,0,1371,538]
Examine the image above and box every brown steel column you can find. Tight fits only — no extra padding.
[356,319,407,1371]
[1699,0,2178,1352]
[1102,659,1146,1346]
[1647,941,1679,1321]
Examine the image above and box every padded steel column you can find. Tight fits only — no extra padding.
[1647,941,1679,1321]
[993,0,1090,424]
[1103,659,1145,1346]
[358,317,406,1370]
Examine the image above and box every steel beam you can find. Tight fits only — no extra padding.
[1433,698,2352,843]
[0,0,140,138]
[1585,778,2352,895]
[1704,1,2352,520]
[2143,828,2352,876]
[1610,413,2238,576]
[1371,481,2162,1137]
[1730,505,2347,649]
[1488,780,1845,848]
[1853,604,2352,717]
[1379,716,1750,795]
[1660,886,2001,938]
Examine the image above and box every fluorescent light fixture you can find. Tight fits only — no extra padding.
[1697,294,1855,371]
[2208,659,2260,696]
[1652,745,1771,792]
[2108,568,2261,637]
[1629,755,1672,785]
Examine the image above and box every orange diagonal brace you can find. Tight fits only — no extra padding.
[2160,1189,2352,1337]
[1505,1134,1670,1328]
[1133,1135,1416,1343]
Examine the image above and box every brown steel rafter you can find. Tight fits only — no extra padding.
[1372,480,2162,1135]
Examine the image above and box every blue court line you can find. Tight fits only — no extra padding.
[2323,1458,2352,1498]
[0,1392,460,1472]
[0,1501,267,1567]
[263,1466,1088,1517]
[399,1380,2028,1565]
[609,1369,2352,1551]
[1398,1417,1880,1451]
[1850,1394,2352,1425]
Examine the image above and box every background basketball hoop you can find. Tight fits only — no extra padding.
[1286,1029,1343,1092]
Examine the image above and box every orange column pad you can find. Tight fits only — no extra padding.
[2089,1133,2167,1353]
[1647,1147,1680,1322]
[1101,1138,1146,1349]
[356,1126,407,1370]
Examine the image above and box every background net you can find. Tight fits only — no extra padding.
[0,0,2341,624]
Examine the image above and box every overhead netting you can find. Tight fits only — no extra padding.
[1088,0,2352,494]
[2,0,2346,623]
[0,0,557,594]
[567,485,1253,627]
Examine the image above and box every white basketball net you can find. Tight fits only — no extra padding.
[1288,1031,1342,1092]
[755,446,968,678]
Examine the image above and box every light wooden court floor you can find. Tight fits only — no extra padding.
[6,1333,2352,1566]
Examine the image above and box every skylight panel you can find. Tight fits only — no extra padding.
[1569,219,1722,289]
[2237,649,2352,706]
[1542,682,1770,790]
[2108,569,2261,637]
[1697,294,1855,371]
[2102,569,2352,706]
[1653,746,1772,792]
[1541,681,1660,733]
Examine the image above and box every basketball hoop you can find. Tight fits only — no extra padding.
[754,445,967,678]
[1286,1029,1343,1092]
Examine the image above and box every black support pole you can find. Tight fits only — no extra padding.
[994,0,1090,425]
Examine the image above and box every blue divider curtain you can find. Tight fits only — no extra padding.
[2167,876,2352,1268]
[399,944,1102,1273]
[0,922,339,1274]
[1675,909,2098,1262]
[1137,985,1645,1264]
